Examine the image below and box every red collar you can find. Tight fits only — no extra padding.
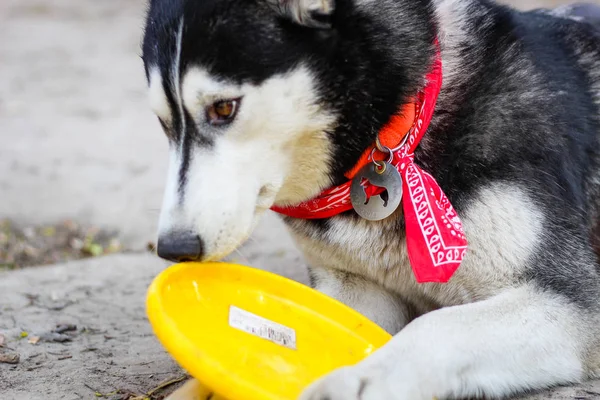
[271,42,468,283]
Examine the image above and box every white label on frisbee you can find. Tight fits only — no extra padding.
[228,305,297,350]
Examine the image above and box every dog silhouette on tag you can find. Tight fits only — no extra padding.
[350,163,403,221]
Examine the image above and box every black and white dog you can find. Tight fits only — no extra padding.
[142,0,600,398]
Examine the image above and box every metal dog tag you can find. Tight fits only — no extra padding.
[350,162,403,221]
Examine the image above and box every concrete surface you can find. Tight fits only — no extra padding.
[0,253,307,400]
[1,255,599,400]
[1,0,599,398]
[0,0,167,250]
[0,254,178,400]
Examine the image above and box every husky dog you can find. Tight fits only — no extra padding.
[142,0,600,398]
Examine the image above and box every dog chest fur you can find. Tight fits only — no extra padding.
[288,182,544,321]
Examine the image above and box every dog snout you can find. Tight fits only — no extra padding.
[157,231,204,263]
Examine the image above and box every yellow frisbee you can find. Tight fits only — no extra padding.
[146,262,391,400]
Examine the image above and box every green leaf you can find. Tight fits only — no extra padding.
[88,244,103,257]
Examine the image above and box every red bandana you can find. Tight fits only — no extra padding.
[271,46,468,283]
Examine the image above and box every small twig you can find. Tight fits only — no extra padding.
[57,355,72,360]
[83,383,121,399]
[146,375,188,397]
[47,351,69,356]
[83,375,188,400]
[83,383,104,398]
[103,371,176,379]
[83,383,97,392]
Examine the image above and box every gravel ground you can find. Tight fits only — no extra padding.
[1,0,600,399]
[0,218,124,270]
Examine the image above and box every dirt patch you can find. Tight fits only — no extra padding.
[0,254,184,400]
[0,219,127,270]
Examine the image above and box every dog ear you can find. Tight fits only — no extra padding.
[266,0,335,29]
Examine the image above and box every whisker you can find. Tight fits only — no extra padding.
[232,247,251,265]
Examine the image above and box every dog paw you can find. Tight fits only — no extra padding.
[299,366,372,400]
[298,364,423,400]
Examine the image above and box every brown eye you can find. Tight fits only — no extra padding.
[206,99,240,125]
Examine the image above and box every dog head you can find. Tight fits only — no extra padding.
[142,0,435,262]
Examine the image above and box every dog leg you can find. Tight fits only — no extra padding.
[299,284,593,400]
[310,267,411,335]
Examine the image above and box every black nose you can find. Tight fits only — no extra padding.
[157,231,204,262]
